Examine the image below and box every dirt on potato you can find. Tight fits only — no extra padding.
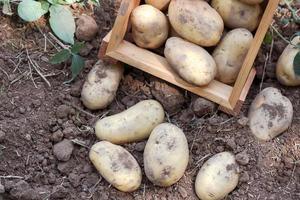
[0,1,300,200]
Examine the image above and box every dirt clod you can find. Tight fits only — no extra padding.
[0,183,5,194]
[9,180,38,200]
[178,185,188,198]
[53,139,74,161]
[0,130,5,142]
[236,151,250,166]
[56,105,71,119]
[191,97,216,117]
[51,130,64,143]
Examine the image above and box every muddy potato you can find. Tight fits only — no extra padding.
[145,0,170,10]
[95,100,165,144]
[89,141,142,192]
[195,152,239,200]
[131,5,169,49]
[211,0,262,31]
[213,28,253,84]
[144,123,189,187]
[164,37,217,86]
[276,36,300,86]
[168,0,224,47]
[239,0,264,5]
[248,87,293,141]
[81,61,123,110]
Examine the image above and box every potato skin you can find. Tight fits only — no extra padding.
[168,0,224,47]
[213,28,253,84]
[239,0,264,5]
[95,100,165,144]
[276,36,300,86]
[195,152,239,200]
[81,61,123,110]
[145,0,170,10]
[211,0,262,31]
[164,37,217,86]
[89,141,142,192]
[144,123,189,187]
[131,5,169,49]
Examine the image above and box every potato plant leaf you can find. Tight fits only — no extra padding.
[64,54,85,83]
[263,31,273,45]
[49,5,75,44]
[71,42,85,54]
[18,0,49,22]
[294,51,300,76]
[49,49,71,64]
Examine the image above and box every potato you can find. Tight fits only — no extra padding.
[211,0,262,31]
[81,61,123,110]
[145,0,170,10]
[239,0,264,5]
[195,152,239,200]
[213,28,253,84]
[276,36,300,86]
[144,123,189,187]
[248,87,293,141]
[168,0,224,47]
[95,100,165,144]
[164,37,217,86]
[89,141,142,192]
[131,5,169,49]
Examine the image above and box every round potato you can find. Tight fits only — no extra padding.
[95,100,165,144]
[144,123,189,187]
[211,0,262,31]
[145,0,170,10]
[276,36,300,86]
[248,87,293,141]
[131,5,169,49]
[239,0,264,5]
[213,28,253,84]
[164,37,217,86]
[168,0,224,47]
[195,152,239,200]
[81,61,123,110]
[89,141,142,192]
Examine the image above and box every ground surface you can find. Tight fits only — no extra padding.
[0,1,300,200]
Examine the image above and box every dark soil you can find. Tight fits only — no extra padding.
[0,1,299,200]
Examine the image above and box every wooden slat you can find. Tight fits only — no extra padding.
[229,0,280,106]
[107,40,234,109]
[106,0,140,52]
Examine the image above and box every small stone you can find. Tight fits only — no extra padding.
[151,79,185,114]
[56,105,71,119]
[19,107,26,114]
[53,139,74,161]
[236,151,250,165]
[283,157,294,169]
[0,130,6,142]
[25,134,31,141]
[51,130,64,143]
[191,97,216,117]
[177,186,188,198]
[237,116,249,126]
[48,173,56,184]
[62,127,76,138]
[57,160,75,174]
[0,183,5,193]
[239,171,250,183]
[76,15,98,41]
[226,138,236,150]
[135,141,146,152]
[68,172,82,187]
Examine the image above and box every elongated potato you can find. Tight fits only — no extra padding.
[211,0,262,31]
[145,0,170,10]
[195,152,239,200]
[213,28,253,84]
[168,0,224,47]
[276,36,300,86]
[89,141,142,192]
[81,61,123,110]
[164,37,217,86]
[131,5,169,49]
[144,123,189,187]
[240,0,264,5]
[95,100,165,144]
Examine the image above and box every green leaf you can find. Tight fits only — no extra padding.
[49,49,71,64]
[18,0,49,22]
[64,54,85,83]
[263,31,273,45]
[71,42,85,54]
[294,51,300,76]
[90,0,100,6]
[49,5,75,44]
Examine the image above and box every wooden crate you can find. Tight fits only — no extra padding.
[99,0,280,115]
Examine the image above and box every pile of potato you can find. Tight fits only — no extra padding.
[131,0,264,85]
